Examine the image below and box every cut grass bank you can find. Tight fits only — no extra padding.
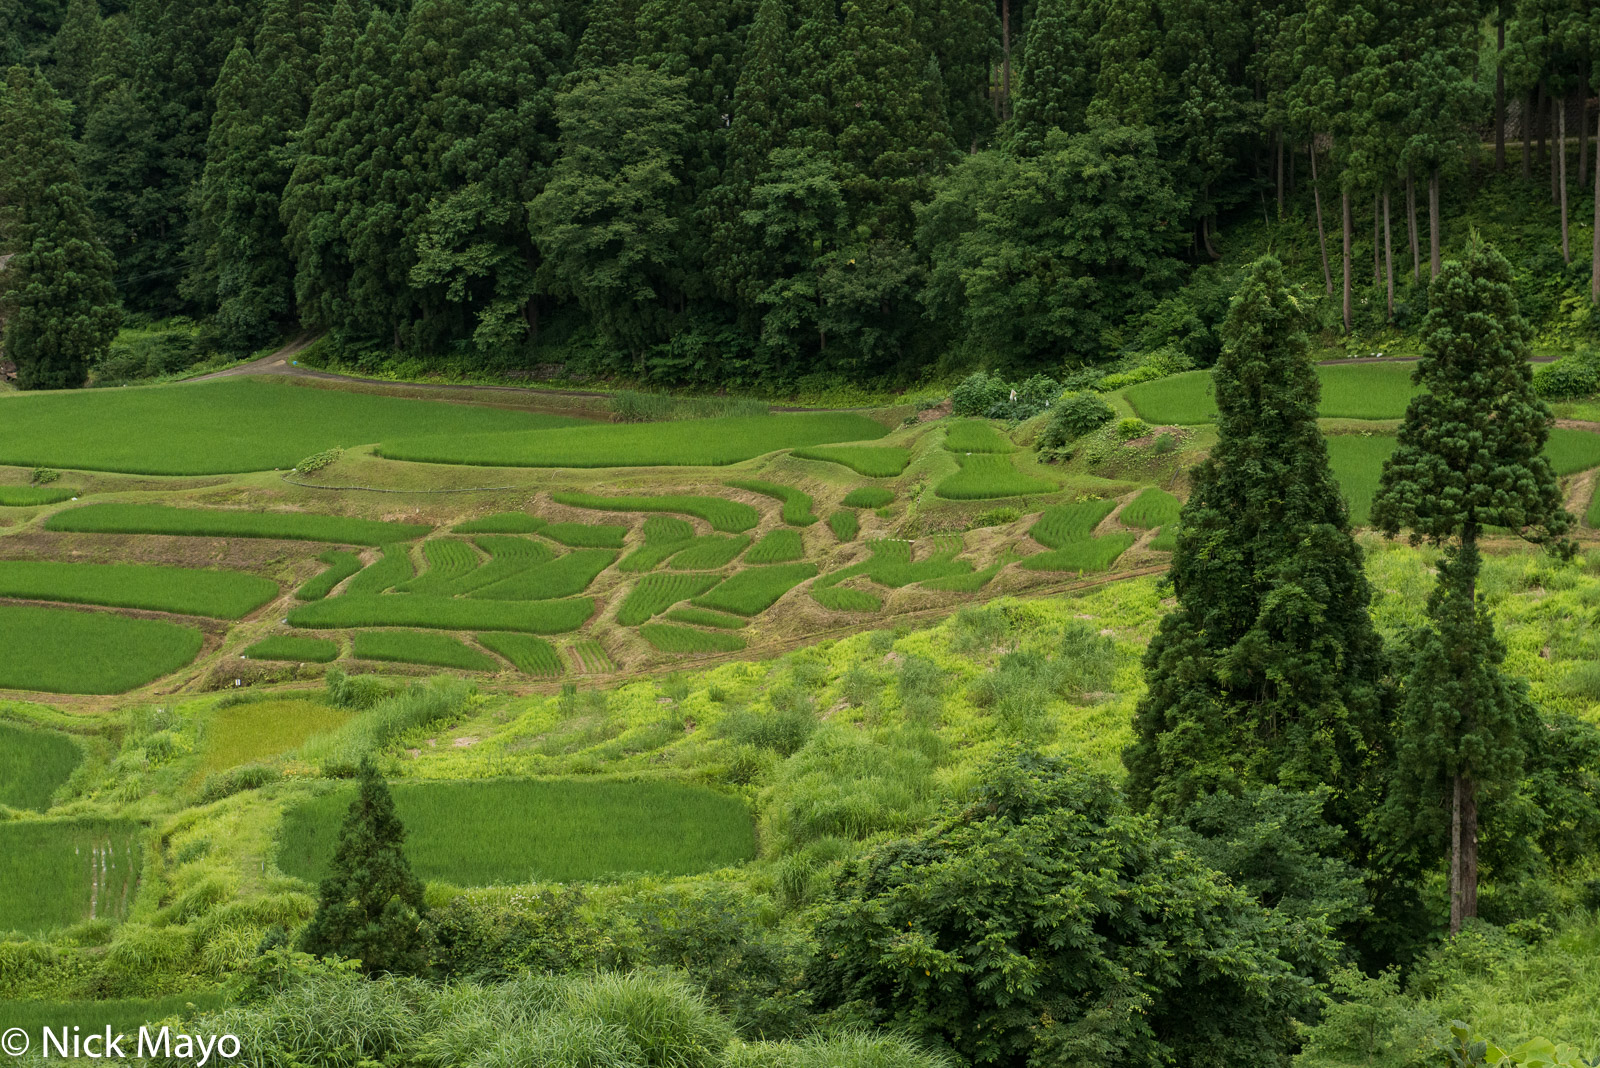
[277,779,756,884]
[0,604,203,694]
[46,504,430,545]
[0,560,277,618]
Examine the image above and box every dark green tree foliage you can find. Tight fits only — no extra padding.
[913,0,998,152]
[47,0,99,116]
[0,66,120,389]
[1123,256,1389,821]
[1370,239,1569,932]
[1009,0,1095,150]
[298,758,429,975]
[810,748,1312,1067]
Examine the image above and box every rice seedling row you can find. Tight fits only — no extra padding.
[814,539,971,592]
[1119,489,1181,530]
[396,539,483,594]
[663,607,749,629]
[1030,499,1119,549]
[471,549,616,600]
[1121,362,1423,425]
[0,722,82,811]
[921,559,1009,592]
[453,513,547,534]
[1020,535,1137,573]
[0,819,143,934]
[811,585,882,613]
[935,454,1056,499]
[0,604,203,694]
[668,535,750,570]
[476,633,564,676]
[352,630,499,672]
[726,480,817,526]
[745,529,805,564]
[638,623,748,654]
[288,595,594,634]
[296,550,364,601]
[445,536,555,594]
[344,544,416,595]
[553,491,759,534]
[616,573,723,626]
[242,635,340,662]
[45,503,429,545]
[0,486,78,507]
[570,640,615,673]
[840,487,893,508]
[828,510,859,542]
[0,560,277,619]
[690,564,818,616]
[542,522,629,548]
[790,445,911,477]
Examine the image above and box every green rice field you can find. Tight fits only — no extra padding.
[296,550,364,600]
[344,544,415,595]
[288,595,594,633]
[841,487,893,508]
[242,635,339,662]
[447,536,556,594]
[381,413,889,468]
[396,539,482,594]
[691,564,817,616]
[668,535,750,570]
[944,420,1015,453]
[476,632,564,676]
[0,377,586,474]
[638,623,747,654]
[726,480,817,525]
[618,516,697,571]
[0,819,142,934]
[277,779,757,884]
[812,585,882,612]
[813,539,970,596]
[746,529,805,563]
[1121,361,1423,424]
[352,630,498,671]
[197,698,351,779]
[470,548,616,600]
[0,560,277,618]
[553,491,760,533]
[0,604,203,694]
[0,486,78,507]
[1120,489,1181,529]
[935,454,1056,499]
[46,504,430,545]
[1022,499,1137,572]
[617,573,723,626]
[663,607,748,629]
[791,445,911,477]
[542,522,629,548]
[0,722,82,811]
[828,510,859,541]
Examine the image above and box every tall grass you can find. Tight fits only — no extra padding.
[746,529,805,564]
[0,722,81,811]
[476,632,564,676]
[196,698,350,781]
[45,503,429,544]
[791,445,911,477]
[288,594,595,633]
[611,390,770,422]
[639,623,748,654]
[277,779,755,883]
[691,564,817,616]
[0,560,277,618]
[0,604,202,694]
[0,820,142,933]
[296,549,364,600]
[0,991,226,1038]
[243,635,339,662]
[553,491,760,533]
[352,630,499,671]
[617,573,723,626]
[297,674,475,771]
[726,480,818,525]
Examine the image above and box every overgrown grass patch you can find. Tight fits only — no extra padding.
[0,819,142,934]
[242,635,339,662]
[0,722,81,811]
[476,633,564,676]
[0,993,226,1037]
[552,491,759,533]
[668,535,749,570]
[841,487,893,508]
[45,504,429,544]
[0,560,277,618]
[453,513,547,534]
[0,604,203,693]
[663,607,748,629]
[828,510,859,541]
[617,573,723,626]
[791,444,911,477]
[726,480,817,525]
[639,624,747,654]
[289,595,594,634]
[0,486,78,507]
[934,454,1056,499]
[691,564,817,616]
[470,549,616,600]
[352,631,498,671]
[197,698,351,780]
[944,420,1014,453]
[296,550,363,601]
[382,412,889,468]
[278,779,756,883]
[746,529,805,564]
[1119,489,1181,529]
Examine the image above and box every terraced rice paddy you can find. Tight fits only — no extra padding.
[196,698,351,778]
[619,517,697,571]
[542,522,629,548]
[344,544,416,594]
[288,595,594,634]
[1120,489,1181,529]
[617,573,723,626]
[691,564,817,616]
[381,412,890,468]
[812,540,970,605]
[726,480,817,525]
[397,539,483,594]
[668,535,750,570]
[791,444,911,477]
[296,550,364,600]
[570,640,615,672]
[639,623,747,653]
[812,585,882,612]
[1022,499,1136,572]
[553,491,760,533]
[0,560,277,618]
[664,607,748,629]
[1122,362,1423,424]
[0,722,82,811]
[841,487,893,508]
[944,420,1015,452]
[828,510,859,541]
[746,529,805,563]
[277,779,757,883]
[242,635,340,662]
[0,486,78,506]
[352,630,498,671]
[46,504,429,544]
[446,536,555,594]
[0,819,142,933]
[470,549,616,600]
[936,453,1057,499]
[0,604,203,694]
[476,633,564,676]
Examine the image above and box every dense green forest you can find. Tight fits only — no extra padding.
[2,0,1599,390]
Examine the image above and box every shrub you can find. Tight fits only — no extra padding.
[293,448,342,475]
[1115,417,1150,440]
[1533,353,1600,399]
[949,371,1010,416]
[1037,393,1115,450]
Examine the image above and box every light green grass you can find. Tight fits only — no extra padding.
[1022,499,1135,572]
[828,510,859,541]
[396,539,482,594]
[1122,362,1423,424]
[841,487,893,508]
[791,444,911,477]
[0,560,277,618]
[0,377,584,474]
[344,544,415,595]
[638,623,747,654]
[0,722,81,811]
[1021,537,1137,572]
[198,698,350,779]
[242,635,339,662]
[470,548,616,600]
[0,992,226,1036]
[288,595,593,634]
[663,607,749,629]
[476,632,564,676]
[690,564,818,616]
[745,529,805,564]
[944,419,1015,453]
[552,491,760,534]
[453,513,547,534]
[0,604,203,693]
[668,535,750,570]
[934,454,1056,499]
[352,630,498,671]
[1120,489,1181,529]
[0,486,78,506]
[812,586,882,612]
[296,549,364,601]
[616,573,723,626]
[278,779,756,883]
[542,522,629,548]
[726,480,817,525]
[381,412,889,468]
[0,819,142,933]
[45,503,429,544]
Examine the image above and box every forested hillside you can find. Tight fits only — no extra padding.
[1,0,1598,390]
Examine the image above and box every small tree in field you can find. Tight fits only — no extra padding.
[298,758,429,975]
[1370,237,1569,934]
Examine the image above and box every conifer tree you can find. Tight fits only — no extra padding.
[914,0,999,153]
[1009,0,1095,150]
[1370,238,1569,933]
[47,0,98,117]
[1124,255,1390,826]
[0,66,120,389]
[298,758,429,975]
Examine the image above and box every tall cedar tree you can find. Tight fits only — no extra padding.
[1369,238,1569,934]
[1124,255,1390,829]
[298,758,429,975]
[46,0,98,117]
[1008,0,1096,150]
[0,66,120,389]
